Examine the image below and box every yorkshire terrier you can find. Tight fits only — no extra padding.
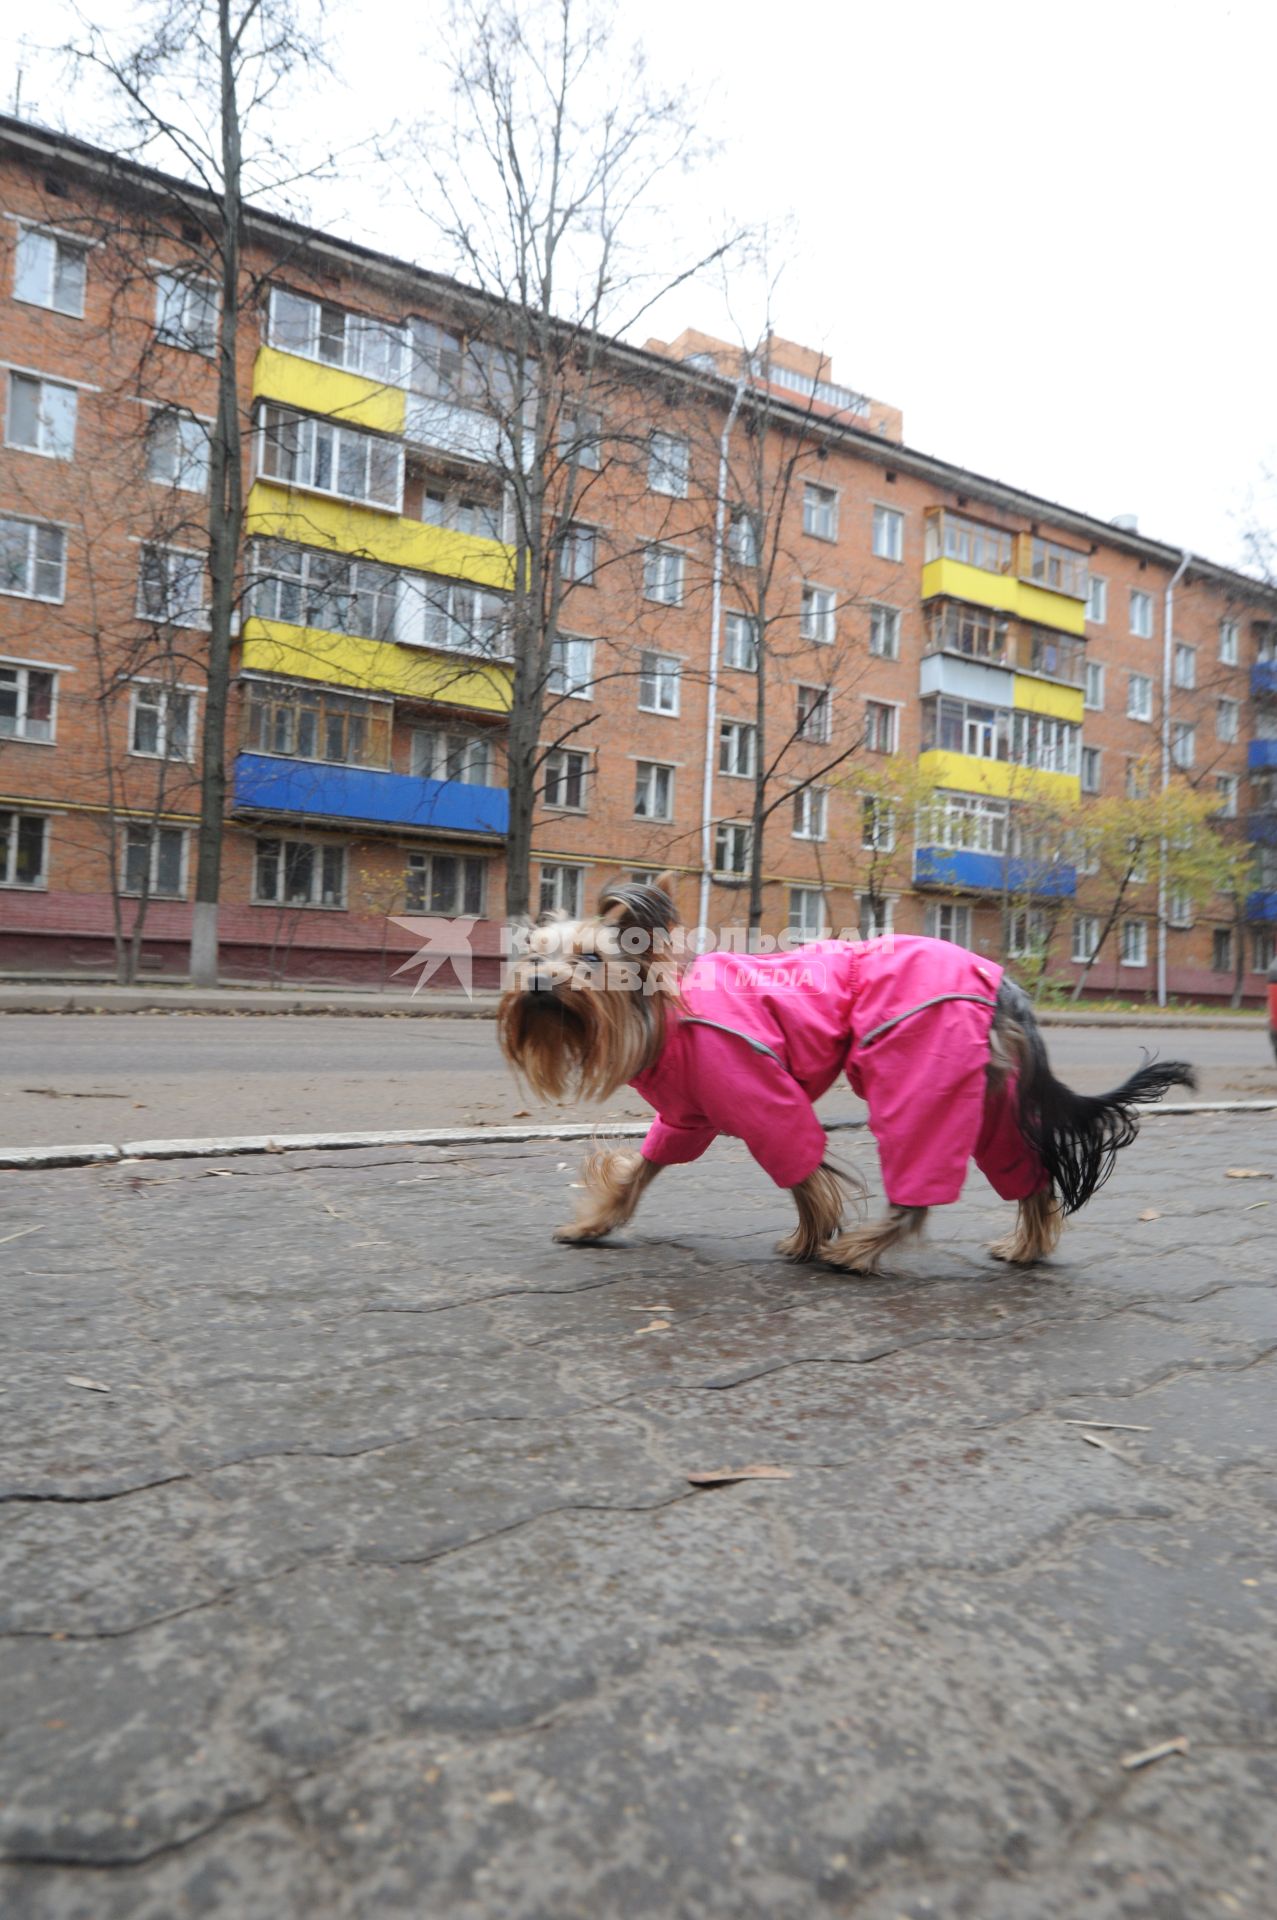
[498,874,1195,1271]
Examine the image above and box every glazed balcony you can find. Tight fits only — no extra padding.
[922,604,1086,686]
[1252,661,1277,699]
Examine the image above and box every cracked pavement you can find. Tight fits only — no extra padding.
[1,1114,1274,1918]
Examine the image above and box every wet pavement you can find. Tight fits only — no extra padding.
[1,1113,1274,1918]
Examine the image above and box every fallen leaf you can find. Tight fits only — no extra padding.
[1137,1209,1160,1222]
[1225,1168,1267,1179]
[65,1375,111,1393]
[686,1465,794,1486]
[633,1319,671,1335]
[511,1109,531,1119]
[1120,1735,1189,1771]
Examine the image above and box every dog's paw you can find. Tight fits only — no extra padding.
[553,1221,611,1245]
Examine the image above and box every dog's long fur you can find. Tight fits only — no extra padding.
[499,878,1195,1270]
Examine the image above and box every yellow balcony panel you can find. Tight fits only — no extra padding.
[246,483,516,591]
[918,750,1080,808]
[241,619,512,714]
[253,344,405,436]
[1012,674,1084,723]
[921,558,1086,637]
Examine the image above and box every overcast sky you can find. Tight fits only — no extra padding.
[6,0,1275,570]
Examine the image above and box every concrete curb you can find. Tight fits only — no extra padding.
[1,1103,1273,1172]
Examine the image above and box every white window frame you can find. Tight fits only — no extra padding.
[121,823,188,900]
[251,539,399,644]
[925,901,973,947]
[1083,660,1104,710]
[728,510,758,567]
[1086,575,1107,624]
[858,894,895,940]
[793,786,828,842]
[559,407,601,472]
[0,658,58,743]
[154,270,220,356]
[409,726,492,785]
[1130,588,1154,639]
[1216,697,1239,743]
[5,370,77,459]
[543,747,589,812]
[869,604,900,659]
[872,503,904,562]
[539,863,584,917]
[136,544,208,629]
[0,808,49,889]
[860,795,895,851]
[256,403,404,513]
[146,407,211,492]
[1072,914,1101,965]
[643,544,685,606]
[1006,907,1051,960]
[13,224,88,318]
[404,850,487,917]
[796,683,832,744]
[802,482,838,541]
[559,521,598,584]
[924,790,1008,855]
[1214,774,1239,819]
[723,611,758,672]
[648,430,689,498]
[788,885,828,939]
[1219,618,1239,666]
[865,699,899,754]
[800,583,837,644]
[633,760,674,822]
[547,635,595,700]
[267,285,406,384]
[1173,643,1196,690]
[421,480,507,544]
[1120,919,1149,968]
[718,718,757,778]
[0,514,67,604]
[1167,888,1194,929]
[713,821,752,879]
[129,681,197,763]
[639,650,681,716]
[253,836,347,910]
[1081,745,1102,794]
[1171,721,1196,770]
[1127,672,1153,722]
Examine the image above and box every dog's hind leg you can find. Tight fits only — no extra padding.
[989,1189,1063,1266]
[824,1205,928,1275]
[554,1148,660,1244]
[777,1161,860,1261]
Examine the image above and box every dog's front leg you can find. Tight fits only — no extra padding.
[825,1205,929,1275]
[554,1148,660,1244]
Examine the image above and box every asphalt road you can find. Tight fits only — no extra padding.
[0,1015,1272,1147]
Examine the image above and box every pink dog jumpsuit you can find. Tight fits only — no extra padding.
[631,936,1047,1208]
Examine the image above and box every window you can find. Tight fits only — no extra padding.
[404,576,509,657]
[258,404,402,511]
[268,287,405,383]
[123,825,186,899]
[714,821,752,877]
[6,372,77,458]
[14,226,87,316]
[254,837,346,909]
[539,864,583,917]
[0,662,56,742]
[1084,661,1105,710]
[1173,643,1196,690]
[925,902,972,947]
[796,684,831,744]
[1212,928,1234,973]
[1011,709,1081,776]
[421,484,504,542]
[643,544,684,605]
[146,409,210,491]
[723,612,758,671]
[872,504,903,561]
[923,694,1009,760]
[865,700,898,754]
[1167,889,1193,928]
[1130,589,1154,639]
[1217,698,1240,743]
[559,521,597,583]
[405,852,486,917]
[793,787,828,841]
[1171,722,1196,770]
[1127,672,1153,721]
[860,796,895,851]
[869,604,900,659]
[922,790,1008,855]
[1219,618,1239,666]
[719,719,757,778]
[1125,759,1151,799]
[1087,576,1107,624]
[639,651,680,715]
[137,546,206,627]
[544,749,588,811]
[1081,745,1102,793]
[249,540,398,643]
[800,583,836,644]
[547,635,595,699]
[559,408,601,471]
[1120,920,1148,967]
[803,483,838,540]
[788,887,827,939]
[858,894,894,940]
[1007,909,1050,960]
[410,727,492,784]
[1215,774,1239,818]
[408,321,517,407]
[154,272,219,355]
[0,810,47,888]
[634,761,674,821]
[245,681,389,767]
[1072,915,1100,965]
[648,431,689,497]
[728,510,758,566]
[0,516,67,603]
[131,683,194,761]
[1253,930,1275,974]
[926,600,1008,664]
[924,510,1013,574]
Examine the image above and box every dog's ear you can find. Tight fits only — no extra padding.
[597,874,680,936]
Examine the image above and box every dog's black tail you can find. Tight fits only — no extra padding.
[996,982,1197,1215]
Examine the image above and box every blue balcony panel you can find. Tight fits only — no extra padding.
[1249,739,1277,772]
[233,753,508,836]
[1247,812,1277,847]
[914,846,1076,897]
[1251,662,1277,699]
[1247,890,1277,924]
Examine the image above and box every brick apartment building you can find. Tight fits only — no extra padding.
[2,112,1275,996]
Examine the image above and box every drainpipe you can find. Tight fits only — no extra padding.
[1157,549,1192,1006]
[698,375,748,935]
